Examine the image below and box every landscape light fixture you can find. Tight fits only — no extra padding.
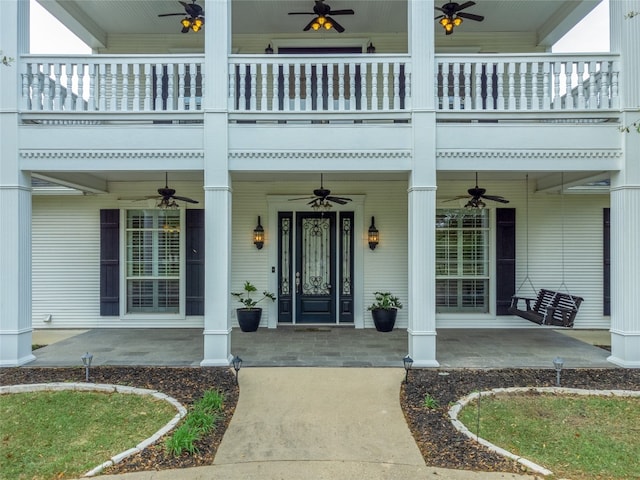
[253,216,265,250]
[403,354,413,383]
[553,356,564,386]
[81,351,93,382]
[232,355,243,385]
[368,217,379,250]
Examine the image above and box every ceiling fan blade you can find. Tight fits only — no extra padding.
[330,17,345,33]
[303,18,316,31]
[326,196,350,205]
[328,9,354,15]
[289,196,316,201]
[482,195,510,203]
[435,14,445,20]
[456,1,476,11]
[172,195,199,204]
[307,198,320,205]
[288,11,315,15]
[457,11,484,21]
[434,6,445,13]
[158,13,185,17]
[442,195,471,202]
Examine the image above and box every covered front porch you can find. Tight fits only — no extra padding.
[28,327,611,368]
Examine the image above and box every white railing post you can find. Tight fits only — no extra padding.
[22,63,31,110]
[228,64,236,111]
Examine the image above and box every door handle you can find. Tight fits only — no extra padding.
[295,272,301,293]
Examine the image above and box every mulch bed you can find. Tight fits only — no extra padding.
[2,366,640,475]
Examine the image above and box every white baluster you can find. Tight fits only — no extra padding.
[199,66,205,106]
[190,63,198,110]
[32,63,42,110]
[42,63,51,111]
[359,62,367,111]
[110,63,118,111]
[339,62,346,111]
[496,62,505,110]
[294,62,302,111]
[542,61,551,110]
[65,63,74,111]
[260,63,268,111]
[155,63,164,110]
[316,63,323,111]
[452,62,460,110]
[552,61,561,109]
[89,63,97,111]
[178,63,185,111]
[272,63,280,111]
[228,63,236,110]
[519,62,528,110]
[463,62,471,110]
[508,62,516,110]
[531,62,539,110]
[441,61,449,110]
[611,61,620,109]
[121,63,129,111]
[434,61,440,109]
[238,64,247,111]
[22,63,31,110]
[142,64,151,111]
[76,63,85,111]
[576,61,585,109]
[348,62,356,111]
[303,62,311,111]
[53,63,62,111]
[132,63,140,112]
[283,63,291,111]
[249,63,257,111]
[327,63,335,111]
[588,61,597,109]
[403,62,411,110]
[599,60,610,109]
[393,62,401,110]
[564,61,574,109]
[370,62,378,110]
[166,63,175,110]
[98,63,107,111]
[474,62,482,110]
[382,62,389,110]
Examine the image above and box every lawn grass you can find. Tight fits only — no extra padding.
[0,390,176,480]
[458,392,640,480]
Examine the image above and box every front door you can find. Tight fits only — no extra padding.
[296,212,336,323]
[277,211,354,324]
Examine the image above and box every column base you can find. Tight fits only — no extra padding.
[607,331,640,368]
[408,329,440,367]
[200,328,233,367]
[0,330,36,367]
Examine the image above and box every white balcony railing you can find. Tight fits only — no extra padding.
[228,54,410,114]
[435,54,620,112]
[20,53,621,117]
[21,55,204,113]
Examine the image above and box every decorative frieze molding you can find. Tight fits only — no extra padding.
[437,150,622,160]
[20,150,204,160]
[229,151,412,160]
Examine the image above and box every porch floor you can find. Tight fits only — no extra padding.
[27,327,612,368]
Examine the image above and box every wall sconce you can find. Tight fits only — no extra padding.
[265,43,274,54]
[368,216,379,250]
[366,42,376,54]
[253,216,265,250]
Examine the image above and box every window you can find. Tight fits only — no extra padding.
[436,209,489,313]
[125,210,182,313]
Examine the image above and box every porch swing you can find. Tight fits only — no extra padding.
[507,174,584,327]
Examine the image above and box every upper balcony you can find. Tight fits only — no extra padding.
[19,52,620,126]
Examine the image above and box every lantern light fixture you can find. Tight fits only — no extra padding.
[553,356,565,386]
[368,216,379,250]
[232,355,243,385]
[81,352,93,382]
[403,354,413,383]
[253,216,265,250]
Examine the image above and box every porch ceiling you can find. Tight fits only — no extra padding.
[38,0,601,49]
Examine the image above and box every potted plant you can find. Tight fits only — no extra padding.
[231,281,276,332]
[368,291,403,332]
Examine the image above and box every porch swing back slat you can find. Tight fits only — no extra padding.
[508,288,583,327]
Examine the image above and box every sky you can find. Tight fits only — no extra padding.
[29,0,610,54]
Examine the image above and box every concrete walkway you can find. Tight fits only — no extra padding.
[97,368,536,480]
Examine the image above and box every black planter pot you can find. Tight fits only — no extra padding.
[237,308,262,332]
[371,308,398,332]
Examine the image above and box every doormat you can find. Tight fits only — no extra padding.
[294,327,333,332]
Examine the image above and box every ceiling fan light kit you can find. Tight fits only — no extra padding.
[159,0,204,33]
[289,0,354,33]
[435,1,484,35]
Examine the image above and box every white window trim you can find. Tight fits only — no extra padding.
[119,207,187,320]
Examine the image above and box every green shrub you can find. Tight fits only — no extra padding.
[195,389,224,413]
[165,424,200,456]
[184,409,216,435]
[423,393,440,410]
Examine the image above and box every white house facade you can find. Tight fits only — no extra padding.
[1,0,639,367]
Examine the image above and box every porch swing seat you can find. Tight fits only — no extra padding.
[508,289,583,328]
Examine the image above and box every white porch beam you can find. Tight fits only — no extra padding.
[36,0,106,49]
[535,172,610,193]
[537,0,602,48]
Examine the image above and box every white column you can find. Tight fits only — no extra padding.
[200,0,232,366]
[1,0,34,366]
[407,0,438,366]
[608,0,640,367]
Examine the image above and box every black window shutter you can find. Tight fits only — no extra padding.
[603,208,610,316]
[100,209,120,316]
[496,208,516,315]
[186,209,205,315]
